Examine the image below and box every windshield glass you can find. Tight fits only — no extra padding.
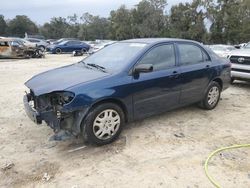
[245,43,250,49]
[83,42,147,72]
[58,41,67,45]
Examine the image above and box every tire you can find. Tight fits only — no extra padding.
[200,81,221,110]
[55,48,62,54]
[82,103,125,146]
[230,78,235,84]
[38,45,45,51]
[81,48,87,54]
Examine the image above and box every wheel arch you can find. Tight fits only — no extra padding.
[79,97,128,135]
[89,98,128,122]
[212,78,223,90]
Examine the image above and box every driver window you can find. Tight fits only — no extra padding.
[137,44,176,71]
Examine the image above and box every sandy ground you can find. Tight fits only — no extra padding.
[0,54,250,188]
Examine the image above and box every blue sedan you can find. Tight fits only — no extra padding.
[24,38,231,145]
[47,40,90,54]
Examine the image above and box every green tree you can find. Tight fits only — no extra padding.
[39,17,70,39]
[110,5,133,40]
[0,15,7,36]
[202,0,250,44]
[131,0,167,38]
[169,1,206,42]
[78,13,110,40]
[7,15,38,37]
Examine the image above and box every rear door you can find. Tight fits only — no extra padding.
[132,43,181,119]
[176,42,213,104]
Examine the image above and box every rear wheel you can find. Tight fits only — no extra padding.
[82,103,125,145]
[81,48,87,54]
[200,81,221,110]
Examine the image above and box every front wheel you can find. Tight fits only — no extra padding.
[82,103,125,145]
[55,48,62,54]
[200,81,221,110]
[38,45,45,51]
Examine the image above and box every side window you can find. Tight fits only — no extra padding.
[202,51,210,61]
[28,39,38,43]
[138,44,176,71]
[66,41,75,45]
[0,41,9,46]
[10,41,20,46]
[178,44,205,66]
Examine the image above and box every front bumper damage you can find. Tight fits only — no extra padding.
[23,92,88,140]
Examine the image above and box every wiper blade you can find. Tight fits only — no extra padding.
[87,63,107,72]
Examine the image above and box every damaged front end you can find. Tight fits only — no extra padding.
[23,90,88,140]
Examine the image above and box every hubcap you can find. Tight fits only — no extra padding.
[93,109,120,140]
[208,86,220,106]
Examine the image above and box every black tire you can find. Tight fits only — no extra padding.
[82,103,125,146]
[200,81,221,110]
[38,45,45,51]
[230,78,235,84]
[55,48,62,54]
[81,48,87,54]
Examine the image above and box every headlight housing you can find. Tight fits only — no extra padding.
[51,91,75,106]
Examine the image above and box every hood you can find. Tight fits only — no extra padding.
[229,49,250,57]
[25,63,109,96]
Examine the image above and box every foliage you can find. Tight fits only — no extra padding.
[0,15,7,36]
[6,15,38,37]
[1,0,250,44]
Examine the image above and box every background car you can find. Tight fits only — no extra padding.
[209,44,236,58]
[229,42,250,83]
[47,40,90,54]
[25,38,49,51]
[9,37,37,49]
[0,38,28,58]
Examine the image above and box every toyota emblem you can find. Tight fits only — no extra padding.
[238,57,245,63]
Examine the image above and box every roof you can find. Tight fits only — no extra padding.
[0,38,13,42]
[122,38,199,44]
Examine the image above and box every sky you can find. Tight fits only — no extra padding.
[0,0,191,25]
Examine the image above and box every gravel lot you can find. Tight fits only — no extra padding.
[0,54,250,188]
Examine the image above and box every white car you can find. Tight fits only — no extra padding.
[26,38,49,51]
[10,38,37,49]
[209,45,236,58]
[228,43,250,82]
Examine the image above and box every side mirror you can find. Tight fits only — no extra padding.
[134,64,153,74]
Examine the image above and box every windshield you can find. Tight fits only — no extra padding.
[245,43,250,49]
[83,42,147,72]
[58,41,67,45]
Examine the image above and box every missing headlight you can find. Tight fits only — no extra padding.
[51,91,75,106]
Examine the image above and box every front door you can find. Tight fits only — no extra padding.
[132,43,181,119]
